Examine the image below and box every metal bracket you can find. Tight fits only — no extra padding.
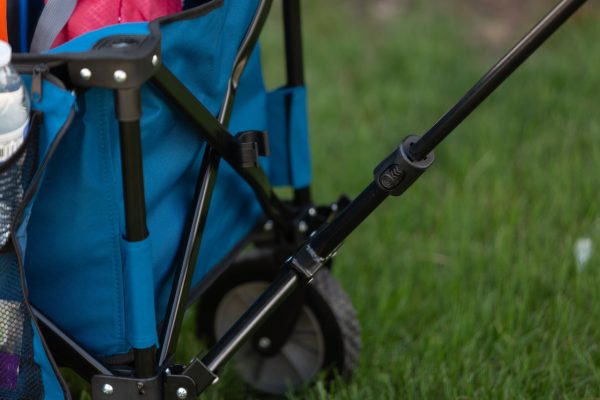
[67,35,162,90]
[373,135,435,196]
[91,374,162,400]
[91,359,217,400]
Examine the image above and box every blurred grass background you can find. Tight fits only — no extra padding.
[76,1,600,399]
[192,0,600,398]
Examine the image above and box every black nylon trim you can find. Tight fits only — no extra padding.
[12,107,77,400]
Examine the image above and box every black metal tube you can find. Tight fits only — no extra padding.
[283,0,305,87]
[118,121,149,241]
[200,182,387,372]
[283,0,312,206]
[220,0,273,127]
[156,0,278,373]
[156,2,284,356]
[410,0,588,161]
[133,348,156,378]
[293,187,311,206]
[115,89,155,378]
[151,67,294,231]
[311,182,388,256]
[159,150,220,365]
[32,307,113,380]
[202,269,299,371]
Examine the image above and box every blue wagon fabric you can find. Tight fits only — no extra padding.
[1,77,76,400]
[13,0,312,375]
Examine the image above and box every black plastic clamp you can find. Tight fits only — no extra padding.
[235,130,270,168]
[373,135,435,196]
[181,359,219,395]
[288,243,326,283]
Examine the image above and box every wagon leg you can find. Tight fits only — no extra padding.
[115,87,156,378]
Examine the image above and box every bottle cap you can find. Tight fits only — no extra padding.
[0,41,11,67]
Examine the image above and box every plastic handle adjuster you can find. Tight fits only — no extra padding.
[373,135,435,196]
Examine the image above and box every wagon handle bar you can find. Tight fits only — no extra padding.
[410,0,588,161]
[192,0,590,389]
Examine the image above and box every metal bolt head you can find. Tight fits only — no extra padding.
[152,54,160,67]
[308,207,317,217]
[80,68,92,81]
[263,220,274,232]
[113,70,127,83]
[176,387,188,399]
[331,203,339,212]
[258,336,272,350]
[102,384,114,395]
[298,221,309,233]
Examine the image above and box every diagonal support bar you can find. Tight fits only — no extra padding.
[410,0,588,161]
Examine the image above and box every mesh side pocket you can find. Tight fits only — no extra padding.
[0,253,43,400]
[0,126,38,249]
[0,122,43,400]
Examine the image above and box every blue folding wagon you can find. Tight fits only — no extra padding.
[4,1,362,398]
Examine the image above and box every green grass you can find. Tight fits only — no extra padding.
[76,2,600,399]
[186,1,600,399]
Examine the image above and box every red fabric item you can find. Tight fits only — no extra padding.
[0,0,7,42]
[50,0,182,47]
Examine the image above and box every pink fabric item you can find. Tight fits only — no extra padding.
[50,0,182,47]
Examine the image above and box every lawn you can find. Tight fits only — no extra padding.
[175,1,600,399]
[73,1,600,399]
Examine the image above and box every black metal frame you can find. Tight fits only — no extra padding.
[10,0,590,398]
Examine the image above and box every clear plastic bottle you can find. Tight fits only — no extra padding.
[0,42,28,393]
[0,41,30,163]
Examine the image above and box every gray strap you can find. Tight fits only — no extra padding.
[30,0,78,53]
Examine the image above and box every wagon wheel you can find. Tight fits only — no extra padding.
[196,257,360,395]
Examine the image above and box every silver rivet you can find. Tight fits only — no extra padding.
[80,68,92,81]
[263,220,274,232]
[308,207,317,217]
[152,54,159,67]
[298,221,308,233]
[331,203,339,212]
[165,368,171,375]
[113,70,127,83]
[258,337,271,350]
[102,384,114,395]
[176,387,188,399]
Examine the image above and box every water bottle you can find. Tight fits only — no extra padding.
[0,40,30,163]
[0,41,28,392]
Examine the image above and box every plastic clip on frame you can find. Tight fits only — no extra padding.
[11,0,590,398]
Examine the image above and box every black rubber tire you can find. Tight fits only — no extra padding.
[195,258,361,394]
